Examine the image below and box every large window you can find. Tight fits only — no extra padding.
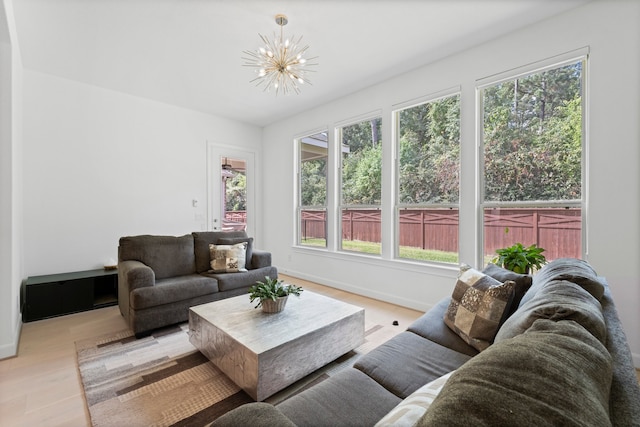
[339,116,382,255]
[396,94,460,263]
[480,59,585,264]
[298,131,328,247]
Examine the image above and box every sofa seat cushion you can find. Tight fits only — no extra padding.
[354,331,472,399]
[203,265,277,292]
[417,318,613,427]
[495,280,606,345]
[118,234,196,279]
[211,403,296,427]
[277,367,402,427]
[408,298,479,357]
[130,274,218,309]
[375,370,455,427]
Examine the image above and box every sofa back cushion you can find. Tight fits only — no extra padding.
[192,231,248,273]
[418,319,613,427]
[519,258,605,308]
[495,279,607,345]
[118,234,195,280]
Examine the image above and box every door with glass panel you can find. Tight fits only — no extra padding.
[207,144,255,235]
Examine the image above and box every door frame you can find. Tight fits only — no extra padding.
[206,142,257,236]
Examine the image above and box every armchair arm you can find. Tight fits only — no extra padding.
[250,249,272,269]
[118,260,155,292]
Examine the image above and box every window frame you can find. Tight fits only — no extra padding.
[392,89,462,264]
[476,49,589,266]
[296,130,329,248]
[335,112,383,255]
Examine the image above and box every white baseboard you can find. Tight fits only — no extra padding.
[279,267,431,313]
[633,353,639,369]
[0,315,22,360]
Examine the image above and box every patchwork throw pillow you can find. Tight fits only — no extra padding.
[482,263,532,317]
[443,265,515,352]
[209,242,248,273]
[217,237,253,269]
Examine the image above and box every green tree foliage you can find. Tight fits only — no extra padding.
[225,172,246,211]
[341,118,382,205]
[483,62,582,201]
[298,61,582,210]
[342,143,382,204]
[301,158,327,206]
[399,95,460,204]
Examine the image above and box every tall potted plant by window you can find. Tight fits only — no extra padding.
[492,243,546,274]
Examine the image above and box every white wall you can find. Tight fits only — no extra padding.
[22,71,263,276]
[262,1,640,365]
[0,0,24,359]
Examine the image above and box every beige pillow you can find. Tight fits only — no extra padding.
[209,242,248,273]
[443,265,515,351]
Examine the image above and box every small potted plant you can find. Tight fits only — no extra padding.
[491,242,546,274]
[249,276,303,313]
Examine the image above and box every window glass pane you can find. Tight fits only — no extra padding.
[299,132,328,247]
[481,60,584,264]
[222,157,247,231]
[483,207,581,266]
[398,207,459,263]
[340,117,382,254]
[396,95,460,263]
[483,62,582,202]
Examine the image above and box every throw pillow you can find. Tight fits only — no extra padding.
[482,263,532,317]
[443,265,515,352]
[218,237,254,269]
[375,371,455,427]
[209,242,248,273]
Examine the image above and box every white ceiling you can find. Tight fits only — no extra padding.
[12,0,590,127]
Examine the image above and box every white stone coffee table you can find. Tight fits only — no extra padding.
[188,290,365,401]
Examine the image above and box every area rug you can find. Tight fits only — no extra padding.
[76,321,398,427]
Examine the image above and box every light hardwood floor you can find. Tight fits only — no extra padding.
[0,274,422,427]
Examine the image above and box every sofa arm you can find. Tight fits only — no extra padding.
[118,260,155,292]
[210,402,296,427]
[251,249,272,269]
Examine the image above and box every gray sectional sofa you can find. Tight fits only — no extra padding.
[118,231,277,337]
[212,258,640,426]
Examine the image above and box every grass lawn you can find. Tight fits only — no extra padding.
[300,238,459,263]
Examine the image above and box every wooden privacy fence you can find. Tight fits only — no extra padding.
[300,208,581,260]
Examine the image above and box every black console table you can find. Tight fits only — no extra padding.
[22,268,118,322]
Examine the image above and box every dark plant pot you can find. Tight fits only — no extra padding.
[261,296,288,313]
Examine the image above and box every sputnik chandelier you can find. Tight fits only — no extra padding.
[243,14,317,95]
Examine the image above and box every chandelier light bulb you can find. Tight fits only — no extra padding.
[242,14,318,95]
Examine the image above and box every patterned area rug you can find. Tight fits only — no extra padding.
[75,321,396,427]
